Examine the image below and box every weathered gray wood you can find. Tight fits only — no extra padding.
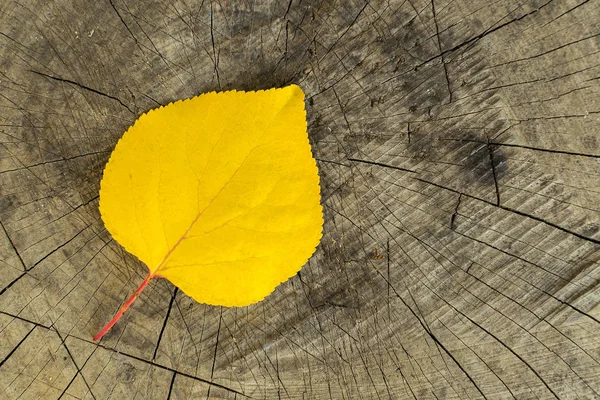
[1,0,600,398]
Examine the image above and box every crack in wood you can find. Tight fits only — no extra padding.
[56,330,97,400]
[419,0,555,66]
[29,70,134,114]
[0,150,111,175]
[0,325,35,368]
[431,0,452,103]
[152,287,178,360]
[166,371,177,399]
[0,220,26,270]
[486,140,501,206]
[442,137,600,159]
[414,177,600,245]
[206,307,223,400]
[347,158,417,173]
[450,193,462,230]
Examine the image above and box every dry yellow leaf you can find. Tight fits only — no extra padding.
[94,85,323,341]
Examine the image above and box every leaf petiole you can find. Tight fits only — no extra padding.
[93,272,154,342]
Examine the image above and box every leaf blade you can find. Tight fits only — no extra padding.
[98,84,322,315]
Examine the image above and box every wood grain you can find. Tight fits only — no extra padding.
[1,0,600,398]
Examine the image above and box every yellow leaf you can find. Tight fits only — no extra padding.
[94,85,323,341]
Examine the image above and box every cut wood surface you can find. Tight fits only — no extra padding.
[1,0,600,398]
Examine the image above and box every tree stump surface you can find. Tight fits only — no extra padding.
[1,0,600,398]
